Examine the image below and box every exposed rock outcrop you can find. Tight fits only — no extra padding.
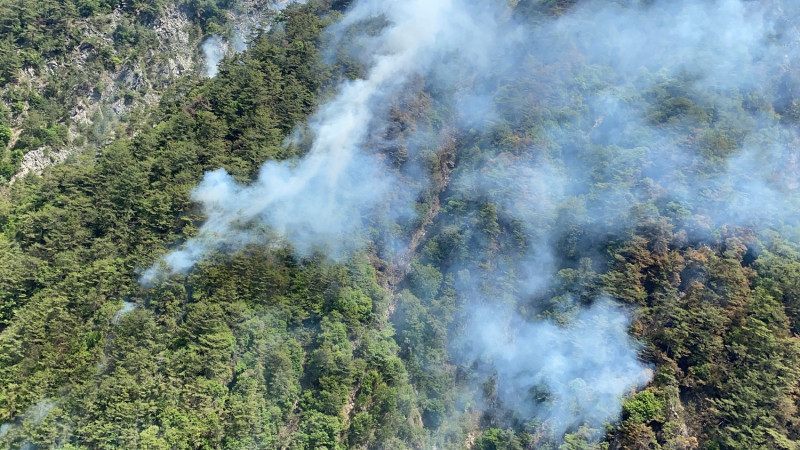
[5,1,299,183]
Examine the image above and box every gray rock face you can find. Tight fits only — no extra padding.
[6,1,299,183]
[11,147,72,182]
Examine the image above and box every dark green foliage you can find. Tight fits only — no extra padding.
[622,390,664,424]
[0,125,10,147]
[0,4,431,448]
[3,1,800,449]
[474,428,526,450]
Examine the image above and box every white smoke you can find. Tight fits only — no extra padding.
[201,35,226,78]
[0,398,57,446]
[113,301,137,324]
[143,0,654,438]
[201,1,306,78]
[144,0,508,282]
[142,0,800,440]
[456,299,651,432]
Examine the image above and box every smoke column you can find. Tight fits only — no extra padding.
[201,35,226,78]
[143,0,509,282]
[146,0,800,441]
[144,0,654,438]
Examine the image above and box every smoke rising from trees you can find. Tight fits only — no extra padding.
[147,0,800,439]
[201,35,226,78]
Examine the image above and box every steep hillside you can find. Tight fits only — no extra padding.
[3,0,800,449]
[0,0,293,182]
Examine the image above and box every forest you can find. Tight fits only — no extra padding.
[2,0,800,449]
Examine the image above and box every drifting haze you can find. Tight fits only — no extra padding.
[0,399,56,446]
[441,0,800,433]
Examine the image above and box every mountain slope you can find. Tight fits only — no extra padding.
[3,0,800,449]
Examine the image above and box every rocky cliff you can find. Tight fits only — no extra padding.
[2,0,297,182]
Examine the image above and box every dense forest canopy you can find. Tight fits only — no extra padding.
[2,0,800,449]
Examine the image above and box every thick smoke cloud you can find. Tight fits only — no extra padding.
[441,149,653,437]
[456,299,651,433]
[147,0,800,441]
[144,0,512,282]
[146,0,649,438]
[570,1,800,252]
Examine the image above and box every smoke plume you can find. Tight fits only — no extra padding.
[455,299,651,432]
[201,35,226,78]
[144,0,511,282]
[147,0,800,441]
